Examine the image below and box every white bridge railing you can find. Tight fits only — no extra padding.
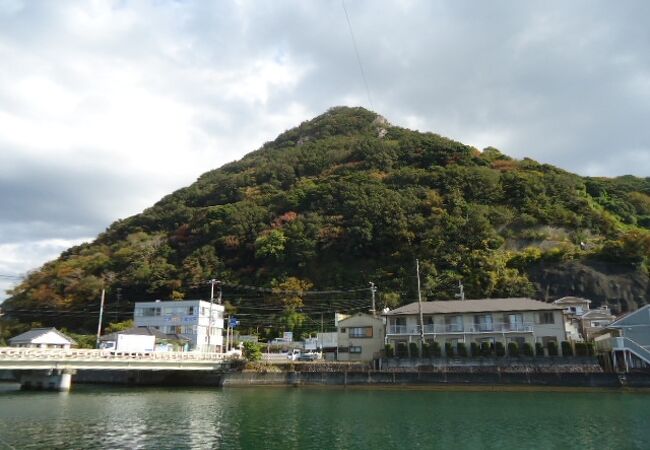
[0,347,231,362]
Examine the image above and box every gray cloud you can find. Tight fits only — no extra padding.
[0,0,649,299]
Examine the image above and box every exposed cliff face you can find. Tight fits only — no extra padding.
[531,260,649,313]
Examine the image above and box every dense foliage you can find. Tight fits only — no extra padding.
[3,107,650,336]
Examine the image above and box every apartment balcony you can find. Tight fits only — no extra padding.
[386,322,534,336]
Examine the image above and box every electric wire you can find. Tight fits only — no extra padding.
[342,0,374,109]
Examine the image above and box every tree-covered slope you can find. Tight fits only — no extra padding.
[3,107,650,335]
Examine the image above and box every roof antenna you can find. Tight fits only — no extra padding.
[455,281,465,301]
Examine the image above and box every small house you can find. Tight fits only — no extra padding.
[336,313,385,361]
[9,328,77,349]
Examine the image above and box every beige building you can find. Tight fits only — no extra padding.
[553,296,615,342]
[384,298,566,353]
[336,313,385,361]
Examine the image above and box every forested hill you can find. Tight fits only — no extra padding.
[3,106,650,335]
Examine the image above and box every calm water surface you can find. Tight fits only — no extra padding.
[0,382,649,449]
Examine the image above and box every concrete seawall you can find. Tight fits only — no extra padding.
[4,367,648,389]
[222,370,627,388]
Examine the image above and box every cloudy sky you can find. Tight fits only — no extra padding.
[1,0,649,300]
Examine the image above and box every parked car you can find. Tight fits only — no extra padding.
[297,351,319,361]
[287,349,302,360]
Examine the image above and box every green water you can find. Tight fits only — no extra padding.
[0,383,649,449]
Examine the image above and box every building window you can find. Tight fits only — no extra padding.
[338,347,349,353]
[538,312,555,324]
[349,346,362,354]
[137,307,161,317]
[445,315,463,332]
[349,327,373,338]
[474,314,493,332]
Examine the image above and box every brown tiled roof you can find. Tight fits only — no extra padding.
[384,298,562,316]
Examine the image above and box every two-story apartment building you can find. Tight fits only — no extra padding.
[384,298,566,352]
[133,299,224,352]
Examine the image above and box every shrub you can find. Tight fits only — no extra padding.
[480,342,492,357]
[421,342,431,358]
[470,342,480,357]
[507,342,519,357]
[396,343,408,358]
[444,342,454,357]
[575,342,588,357]
[409,342,420,358]
[457,342,468,357]
[495,342,505,357]
[432,341,442,357]
[535,342,544,357]
[522,343,534,357]
[561,341,574,357]
[242,342,262,362]
[384,344,394,358]
[547,341,558,356]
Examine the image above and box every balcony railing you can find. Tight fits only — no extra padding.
[386,322,534,335]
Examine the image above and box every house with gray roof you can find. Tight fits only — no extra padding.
[595,305,650,372]
[9,328,77,349]
[384,298,567,355]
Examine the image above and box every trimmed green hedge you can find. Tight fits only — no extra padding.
[445,342,454,357]
[409,342,420,358]
[561,341,574,357]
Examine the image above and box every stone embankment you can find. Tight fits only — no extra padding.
[3,360,649,389]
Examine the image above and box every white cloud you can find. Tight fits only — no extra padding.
[0,0,648,299]
[0,238,91,301]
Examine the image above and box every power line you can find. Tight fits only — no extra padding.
[342,0,374,109]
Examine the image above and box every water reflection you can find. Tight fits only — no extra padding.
[0,384,649,449]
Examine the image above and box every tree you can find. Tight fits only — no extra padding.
[104,320,134,333]
[271,277,313,333]
[242,342,262,361]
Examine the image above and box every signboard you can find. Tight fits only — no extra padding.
[283,331,293,342]
[229,317,240,328]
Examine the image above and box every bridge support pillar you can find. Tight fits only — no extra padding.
[18,369,76,391]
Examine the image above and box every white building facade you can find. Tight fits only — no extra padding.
[133,300,224,352]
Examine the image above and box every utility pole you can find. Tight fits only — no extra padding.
[115,287,122,322]
[225,314,231,353]
[95,288,105,348]
[369,282,377,316]
[455,281,465,301]
[0,306,4,345]
[416,259,425,345]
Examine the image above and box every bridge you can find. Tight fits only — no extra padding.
[0,347,236,391]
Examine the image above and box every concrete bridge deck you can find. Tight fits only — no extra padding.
[0,347,233,371]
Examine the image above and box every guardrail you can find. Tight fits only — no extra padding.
[386,323,534,335]
[0,346,230,362]
[610,337,650,365]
